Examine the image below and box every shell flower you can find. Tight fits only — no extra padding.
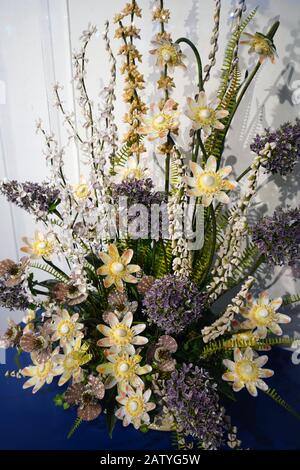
[115,385,156,429]
[0,257,29,287]
[72,176,91,201]
[186,91,229,136]
[239,291,290,339]
[184,156,238,206]
[22,348,62,394]
[0,319,22,349]
[97,311,148,355]
[222,347,274,397]
[21,231,55,260]
[64,375,105,421]
[96,353,152,391]
[103,290,138,322]
[114,156,146,183]
[50,309,84,347]
[53,339,92,386]
[241,32,277,64]
[150,39,186,70]
[97,244,140,292]
[137,99,179,141]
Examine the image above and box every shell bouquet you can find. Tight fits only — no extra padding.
[1,0,300,449]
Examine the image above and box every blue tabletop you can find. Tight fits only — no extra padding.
[0,347,300,450]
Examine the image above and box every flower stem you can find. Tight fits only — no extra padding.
[175,37,204,92]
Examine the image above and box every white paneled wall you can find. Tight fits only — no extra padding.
[0,0,299,361]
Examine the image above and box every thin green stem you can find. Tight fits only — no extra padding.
[175,37,203,92]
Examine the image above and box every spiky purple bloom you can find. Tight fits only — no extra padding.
[250,119,300,175]
[143,274,205,335]
[252,207,300,266]
[0,279,29,310]
[0,180,60,219]
[165,364,225,449]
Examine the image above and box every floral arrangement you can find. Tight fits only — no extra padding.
[1,0,300,450]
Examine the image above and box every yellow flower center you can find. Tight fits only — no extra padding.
[63,353,80,372]
[36,361,52,379]
[251,305,274,326]
[196,107,216,125]
[113,355,140,380]
[123,168,144,180]
[74,183,90,200]
[125,396,144,418]
[196,172,222,193]
[152,113,171,131]
[32,239,54,257]
[235,359,259,383]
[111,262,125,275]
[57,320,75,338]
[110,324,133,346]
[159,45,178,64]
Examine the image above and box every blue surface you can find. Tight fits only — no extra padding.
[0,347,300,450]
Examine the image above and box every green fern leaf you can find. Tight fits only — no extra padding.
[31,262,68,282]
[67,417,82,439]
[265,388,300,421]
[282,294,300,305]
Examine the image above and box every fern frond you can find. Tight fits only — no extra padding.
[265,388,300,420]
[230,242,260,280]
[218,8,258,100]
[153,240,173,278]
[67,417,82,439]
[205,65,241,160]
[201,336,293,359]
[31,262,68,282]
[110,137,144,174]
[282,294,300,305]
[49,218,64,228]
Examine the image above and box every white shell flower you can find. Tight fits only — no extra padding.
[22,348,61,394]
[115,385,156,429]
[52,339,92,386]
[184,156,238,206]
[21,231,55,260]
[240,291,291,339]
[186,91,228,136]
[50,309,84,347]
[114,156,146,183]
[222,347,274,397]
[96,353,152,391]
[97,311,148,355]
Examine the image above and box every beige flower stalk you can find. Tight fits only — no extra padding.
[222,347,274,397]
[97,244,140,292]
[239,291,290,339]
[150,39,186,71]
[137,99,179,141]
[21,231,55,260]
[115,385,156,429]
[240,32,277,64]
[97,311,148,355]
[96,352,152,391]
[184,156,238,206]
[114,156,146,183]
[186,91,228,136]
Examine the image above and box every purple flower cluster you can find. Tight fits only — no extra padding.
[143,274,205,335]
[0,180,60,218]
[0,279,29,310]
[252,207,300,266]
[250,119,300,175]
[112,178,167,239]
[165,364,225,449]
[111,178,164,206]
